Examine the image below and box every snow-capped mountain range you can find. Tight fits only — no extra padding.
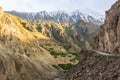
[7,9,105,25]
[71,9,105,24]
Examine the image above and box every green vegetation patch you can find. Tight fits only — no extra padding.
[68,51,79,63]
[49,50,67,57]
[58,63,74,70]
[68,51,79,58]
[62,43,72,51]
[70,58,77,63]
[52,65,60,70]
[36,26,42,32]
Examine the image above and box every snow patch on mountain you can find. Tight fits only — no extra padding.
[71,9,105,24]
[7,9,105,25]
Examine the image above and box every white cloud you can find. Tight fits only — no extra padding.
[0,0,117,13]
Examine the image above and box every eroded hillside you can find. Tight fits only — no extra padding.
[0,6,60,80]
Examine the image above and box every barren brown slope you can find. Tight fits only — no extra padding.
[0,50,43,80]
[65,50,120,80]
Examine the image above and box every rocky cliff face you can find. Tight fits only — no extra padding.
[95,0,120,53]
[65,0,120,80]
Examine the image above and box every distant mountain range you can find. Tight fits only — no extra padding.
[7,9,105,25]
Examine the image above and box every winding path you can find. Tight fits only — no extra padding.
[91,50,119,56]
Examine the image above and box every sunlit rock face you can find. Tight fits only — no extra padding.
[94,0,120,54]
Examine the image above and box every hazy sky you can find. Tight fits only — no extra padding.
[0,0,117,14]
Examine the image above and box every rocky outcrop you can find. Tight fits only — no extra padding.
[95,0,120,53]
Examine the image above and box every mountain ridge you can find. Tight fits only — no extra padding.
[7,9,105,25]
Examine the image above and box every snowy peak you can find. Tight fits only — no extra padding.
[49,10,74,23]
[49,10,67,16]
[74,9,104,21]
[71,9,105,25]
